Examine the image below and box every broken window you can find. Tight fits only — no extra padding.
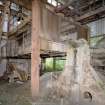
[47,0,57,6]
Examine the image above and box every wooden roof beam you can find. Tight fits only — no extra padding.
[76,6,105,22]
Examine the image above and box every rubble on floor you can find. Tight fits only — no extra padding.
[0,80,31,105]
[1,63,29,83]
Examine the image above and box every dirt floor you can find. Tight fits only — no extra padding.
[0,80,31,105]
[0,72,105,105]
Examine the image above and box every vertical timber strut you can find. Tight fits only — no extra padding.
[31,0,41,103]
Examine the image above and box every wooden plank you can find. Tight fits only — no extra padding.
[76,6,105,21]
[31,0,41,102]
[8,17,31,37]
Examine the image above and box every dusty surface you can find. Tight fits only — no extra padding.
[0,80,31,105]
[0,73,105,105]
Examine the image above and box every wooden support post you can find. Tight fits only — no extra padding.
[31,0,41,103]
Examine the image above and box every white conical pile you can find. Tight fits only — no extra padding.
[39,39,105,105]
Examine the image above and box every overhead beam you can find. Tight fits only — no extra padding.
[79,0,98,10]
[76,6,105,22]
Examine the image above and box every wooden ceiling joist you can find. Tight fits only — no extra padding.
[76,6,105,22]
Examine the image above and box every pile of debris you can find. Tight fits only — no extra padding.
[1,63,29,83]
[36,39,105,105]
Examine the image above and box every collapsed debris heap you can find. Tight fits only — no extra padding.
[37,39,105,105]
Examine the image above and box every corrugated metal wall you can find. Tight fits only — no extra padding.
[87,18,105,37]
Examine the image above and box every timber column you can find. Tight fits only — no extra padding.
[31,0,41,103]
